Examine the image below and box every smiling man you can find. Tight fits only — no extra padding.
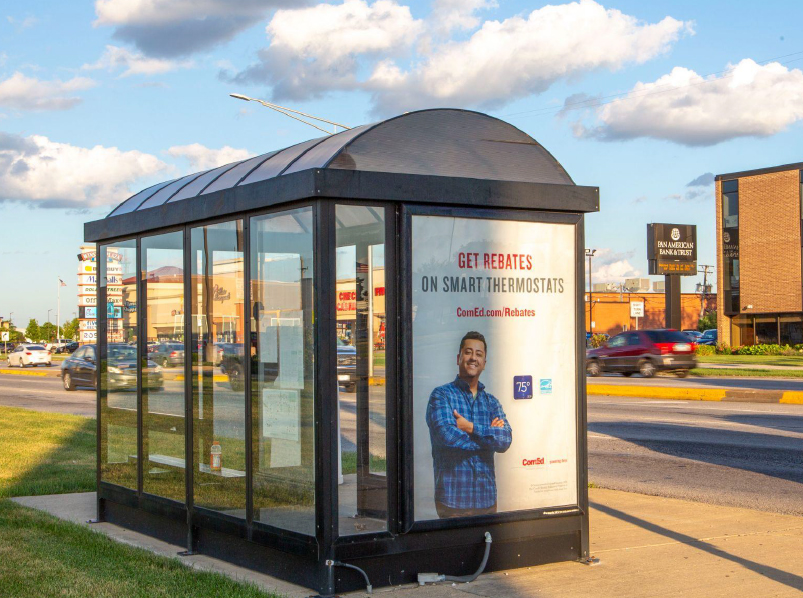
[426,331,513,518]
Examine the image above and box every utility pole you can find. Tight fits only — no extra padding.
[698,264,714,318]
[585,249,596,334]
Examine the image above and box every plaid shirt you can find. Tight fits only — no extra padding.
[426,377,512,510]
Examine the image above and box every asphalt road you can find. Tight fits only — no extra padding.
[2,374,801,514]
[589,395,803,515]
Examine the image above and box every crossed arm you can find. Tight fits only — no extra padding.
[426,390,512,453]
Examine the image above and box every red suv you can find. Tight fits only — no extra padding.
[586,329,697,378]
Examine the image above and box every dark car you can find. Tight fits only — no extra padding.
[698,329,717,346]
[64,341,80,354]
[337,338,357,392]
[682,329,703,342]
[61,343,163,391]
[586,329,697,378]
[150,342,184,367]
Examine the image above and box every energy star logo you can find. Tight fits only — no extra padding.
[671,227,681,241]
[539,379,552,394]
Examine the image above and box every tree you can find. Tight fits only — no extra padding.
[40,321,58,342]
[698,310,717,331]
[61,317,79,340]
[25,318,40,342]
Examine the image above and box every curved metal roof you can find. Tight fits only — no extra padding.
[107,109,574,218]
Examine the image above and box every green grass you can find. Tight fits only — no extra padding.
[691,368,803,378]
[0,409,281,597]
[697,354,803,367]
[0,501,276,598]
[0,407,95,499]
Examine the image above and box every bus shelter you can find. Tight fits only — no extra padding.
[85,109,600,595]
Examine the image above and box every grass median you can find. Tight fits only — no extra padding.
[0,407,280,598]
[691,367,803,378]
[697,354,803,367]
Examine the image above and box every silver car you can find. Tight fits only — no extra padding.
[7,344,51,367]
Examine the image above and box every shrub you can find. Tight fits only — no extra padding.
[695,344,715,356]
[731,344,794,356]
[716,343,732,355]
[589,334,608,348]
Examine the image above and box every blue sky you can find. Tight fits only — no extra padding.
[1,0,802,328]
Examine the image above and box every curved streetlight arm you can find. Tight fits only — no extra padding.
[229,93,351,134]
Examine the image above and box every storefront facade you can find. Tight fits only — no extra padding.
[716,164,803,346]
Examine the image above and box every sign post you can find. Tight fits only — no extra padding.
[630,300,644,330]
[1,330,8,354]
[647,223,697,330]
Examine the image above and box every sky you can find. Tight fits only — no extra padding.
[1,0,802,328]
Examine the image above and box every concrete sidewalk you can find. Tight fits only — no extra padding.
[12,488,803,597]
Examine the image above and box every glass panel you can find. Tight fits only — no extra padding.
[722,193,738,229]
[755,316,778,345]
[336,205,387,535]
[109,179,176,217]
[251,207,316,535]
[100,240,138,489]
[137,172,206,210]
[722,179,738,194]
[190,221,246,516]
[240,138,327,185]
[780,315,803,345]
[169,163,240,203]
[141,231,185,502]
[282,124,372,176]
[201,154,276,196]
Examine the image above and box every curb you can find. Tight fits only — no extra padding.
[587,383,803,405]
[0,368,59,378]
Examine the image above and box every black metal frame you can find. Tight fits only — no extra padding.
[89,168,597,595]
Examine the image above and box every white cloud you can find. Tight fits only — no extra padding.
[368,0,691,113]
[94,0,303,57]
[83,45,192,77]
[167,143,251,171]
[0,72,96,111]
[575,59,803,146]
[0,132,169,208]
[233,0,422,100]
[231,0,690,114]
[428,0,496,35]
[6,15,37,30]
[587,248,641,284]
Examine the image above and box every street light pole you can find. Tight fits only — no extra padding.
[229,93,351,135]
[585,249,596,334]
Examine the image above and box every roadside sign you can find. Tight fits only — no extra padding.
[630,301,644,318]
[1,332,8,342]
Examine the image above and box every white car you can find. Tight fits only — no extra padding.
[7,344,51,367]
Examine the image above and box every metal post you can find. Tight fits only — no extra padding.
[585,249,596,334]
[664,275,682,329]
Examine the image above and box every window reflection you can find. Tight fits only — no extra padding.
[100,241,138,489]
[142,231,185,502]
[251,208,316,534]
[336,205,388,535]
[191,221,246,516]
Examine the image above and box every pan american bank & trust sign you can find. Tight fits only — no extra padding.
[647,223,697,276]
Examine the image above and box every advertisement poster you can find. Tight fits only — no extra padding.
[412,215,577,520]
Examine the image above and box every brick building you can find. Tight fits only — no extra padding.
[585,291,715,336]
[716,163,803,346]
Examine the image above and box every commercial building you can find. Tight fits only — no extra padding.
[716,163,803,346]
[585,291,715,336]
